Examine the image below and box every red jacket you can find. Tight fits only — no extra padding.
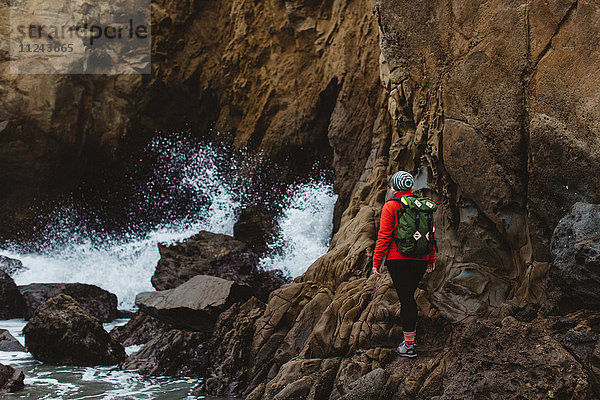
[372,190,435,270]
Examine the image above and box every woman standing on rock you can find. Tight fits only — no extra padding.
[372,171,436,358]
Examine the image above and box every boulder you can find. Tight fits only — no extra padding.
[151,231,289,302]
[119,329,209,377]
[136,275,254,332]
[0,256,25,276]
[0,271,27,319]
[110,311,168,347]
[19,283,119,322]
[23,294,126,366]
[0,363,24,393]
[550,202,600,312]
[0,330,26,352]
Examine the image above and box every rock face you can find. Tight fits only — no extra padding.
[18,283,119,322]
[0,256,24,276]
[251,313,600,400]
[0,270,27,319]
[366,0,600,320]
[198,297,266,397]
[0,363,24,393]
[136,275,253,332]
[550,202,600,312]
[0,330,26,352]
[23,294,126,366]
[119,329,209,377]
[110,311,167,347]
[151,231,288,302]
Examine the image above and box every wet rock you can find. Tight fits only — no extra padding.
[109,311,168,347]
[0,330,25,352]
[550,202,600,312]
[119,329,209,377]
[0,270,27,319]
[251,282,323,385]
[0,363,24,393]
[136,275,253,332]
[151,231,289,302]
[260,357,342,400]
[0,256,25,276]
[19,283,119,322]
[197,297,266,397]
[339,368,388,400]
[23,294,126,366]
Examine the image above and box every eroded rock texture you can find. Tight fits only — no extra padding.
[23,294,126,366]
[2,0,600,398]
[210,0,600,397]
[0,363,24,393]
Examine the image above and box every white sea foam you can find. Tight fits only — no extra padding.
[0,139,337,310]
[259,180,338,277]
[1,140,241,310]
[0,319,199,400]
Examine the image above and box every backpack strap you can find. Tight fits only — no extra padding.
[387,196,412,252]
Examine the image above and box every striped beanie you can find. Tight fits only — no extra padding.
[391,171,414,191]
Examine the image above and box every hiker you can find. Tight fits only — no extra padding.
[372,171,437,358]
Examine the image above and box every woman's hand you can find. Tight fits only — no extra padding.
[426,262,436,273]
[373,266,381,277]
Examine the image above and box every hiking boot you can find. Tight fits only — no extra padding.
[396,341,417,358]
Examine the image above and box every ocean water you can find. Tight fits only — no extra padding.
[259,180,337,277]
[0,136,337,399]
[0,319,217,400]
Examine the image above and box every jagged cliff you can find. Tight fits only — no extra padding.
[2,0,600,398]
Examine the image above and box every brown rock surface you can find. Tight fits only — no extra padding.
[198,297,266,397]
[259,313,600,399]
[2,0,600,398]
[109,311,168,347]
[119,328,209,377]
[23,294,126,366]
[136,274,254,332]
[0,363,24,393]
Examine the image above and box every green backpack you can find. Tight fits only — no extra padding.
[388,195,438,256]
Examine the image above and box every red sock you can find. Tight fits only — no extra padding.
[404,330,416,346]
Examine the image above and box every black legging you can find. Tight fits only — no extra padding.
[387,259,427,332]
